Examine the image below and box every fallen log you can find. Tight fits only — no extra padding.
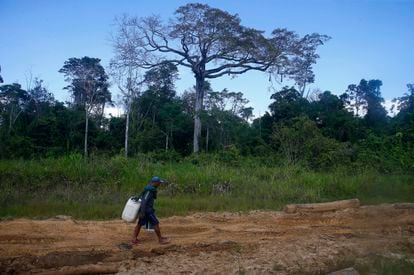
[327,267,360,275]
[38,264,119,275]
[393,203,414,209]
[284,199,360,214]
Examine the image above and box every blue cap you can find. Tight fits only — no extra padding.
[151,176,165,183]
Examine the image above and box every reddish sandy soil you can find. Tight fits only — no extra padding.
[1,203,414,274]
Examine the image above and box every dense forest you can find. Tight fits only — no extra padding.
[1,62,413,172]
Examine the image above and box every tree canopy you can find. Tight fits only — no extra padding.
[59,57,111,157]
[112,3,329,152]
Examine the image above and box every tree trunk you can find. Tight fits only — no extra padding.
[84,107,89,158]
[8,110,12,134]
[193,75,204,153]
[284,199,360,214]
[259,114,262,139]
[220,124,224,149]
[206,127,209,152]
[125,110,129,158]
[100,103,105,127]
[170,122,173,150]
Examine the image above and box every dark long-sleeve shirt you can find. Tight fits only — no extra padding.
[141,185,157,213]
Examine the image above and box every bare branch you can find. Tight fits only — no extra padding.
[206,63,271,79]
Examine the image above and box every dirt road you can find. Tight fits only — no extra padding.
[1,203,414,274]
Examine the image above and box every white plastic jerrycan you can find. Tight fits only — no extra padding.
[121,197,141,222]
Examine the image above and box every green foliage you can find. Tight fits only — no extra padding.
[0,156,413,219]
[269,86,309,121]
[395,84,414,113]
[356,132,414,173]
[144,63,179,97]
[272,116,352,169]
[309,91,362,142]
[1,57,414,220]
[1,76,413,176]
[217,145,241,165]
[344,79,388,132]
[59,56,111,108]
[0,83,30,134]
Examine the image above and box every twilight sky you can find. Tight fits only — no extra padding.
[1,0,413,116]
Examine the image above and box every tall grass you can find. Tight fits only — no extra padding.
[0,154,413,219]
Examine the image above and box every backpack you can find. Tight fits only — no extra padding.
[137,190,151,218]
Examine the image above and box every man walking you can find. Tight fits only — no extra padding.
[131,176,169,245]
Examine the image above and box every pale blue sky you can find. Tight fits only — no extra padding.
[1,0,413,116]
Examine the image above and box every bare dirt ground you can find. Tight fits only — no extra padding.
[1,203,414,274]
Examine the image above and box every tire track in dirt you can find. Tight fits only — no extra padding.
[0,203,413,274]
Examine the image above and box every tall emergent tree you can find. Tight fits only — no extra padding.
[110,61,143,157]
[138,64,180,152]
[112,3,329,153]
[59,57,111,158]
[0,83,29,134]
[395,83,414,113]
[345,79,387,130]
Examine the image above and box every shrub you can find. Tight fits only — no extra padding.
[272,116,352,169]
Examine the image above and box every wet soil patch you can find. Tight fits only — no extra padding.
[0,250,109,273]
